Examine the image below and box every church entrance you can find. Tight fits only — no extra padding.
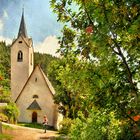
[32,112,37,123]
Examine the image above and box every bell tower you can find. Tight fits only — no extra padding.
[11,11,34,102]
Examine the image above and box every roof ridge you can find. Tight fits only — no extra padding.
[15,66,36,103]
[15,65,55,103]
[38,66,55,95]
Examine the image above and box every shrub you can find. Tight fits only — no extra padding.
[70,109,122,140]
[59,118,73,134]
[0,113,8,122]
[4,103,19,123]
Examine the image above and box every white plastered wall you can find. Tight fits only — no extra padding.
[16,66,57,127]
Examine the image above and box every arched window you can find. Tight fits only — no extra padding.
[33,95,39,99]
[17,51,23,62]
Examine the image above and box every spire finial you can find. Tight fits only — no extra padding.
[22,4,24,15]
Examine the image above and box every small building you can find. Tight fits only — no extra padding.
[11,11,62,129]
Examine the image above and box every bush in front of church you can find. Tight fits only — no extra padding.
[4,103,19,124]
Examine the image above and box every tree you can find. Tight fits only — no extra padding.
[50,0,140,138]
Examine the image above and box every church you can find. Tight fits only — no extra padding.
[10,12,62,129]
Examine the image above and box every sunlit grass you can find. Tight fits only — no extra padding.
[18,122,43,129]
[18,122,56,131]
[0,133,13,140]
[2,124,13,130]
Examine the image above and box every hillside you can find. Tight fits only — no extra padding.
[0,42,10,102]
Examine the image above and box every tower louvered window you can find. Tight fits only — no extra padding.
[17,50,23,62]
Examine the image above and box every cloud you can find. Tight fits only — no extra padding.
[0,36,12,45]
[34,36,60,57]
[3,10,8,18]
[0,9,8,31]
[0,19,4,31]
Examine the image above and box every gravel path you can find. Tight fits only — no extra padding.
[2,122,59,140]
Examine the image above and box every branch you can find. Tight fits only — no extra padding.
[109,44,120,55]
[117,103,137,125]
[102,2,137,97]
[82,0,94,26]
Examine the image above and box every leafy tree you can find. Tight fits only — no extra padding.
[50,0,140,138]
[48,54,97,118]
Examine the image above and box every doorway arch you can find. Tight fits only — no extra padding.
[32,112,37,123]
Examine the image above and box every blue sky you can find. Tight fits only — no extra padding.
[0,0,62,42]
[0,0,63,56]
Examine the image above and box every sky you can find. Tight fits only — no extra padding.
[0,0,63,57]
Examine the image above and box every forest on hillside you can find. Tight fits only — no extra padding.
[0,42,10,103]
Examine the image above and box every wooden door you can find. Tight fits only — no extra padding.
[32,112,37,123]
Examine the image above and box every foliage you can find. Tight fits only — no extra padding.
[0,133,13,140]
[48,54,97,118]
[59,118,73,134]
[70,109,139,140]
[4,103,19,123]
[0,41,19,123]
[0,42,10,79]
[0,113,8,122]
[34,52,58,75]
[50,0,140,139]
[0,42,11,103]
[0,89,11,103]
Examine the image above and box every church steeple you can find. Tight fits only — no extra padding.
[18,9,28,38]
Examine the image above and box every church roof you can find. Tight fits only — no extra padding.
[15,65,55,103]
[39,66,55,95]
[27,100,41,110]
[18,10,28,38]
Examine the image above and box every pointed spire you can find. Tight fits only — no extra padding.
[18,9,28,38]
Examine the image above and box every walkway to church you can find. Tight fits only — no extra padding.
[2,122,60,140]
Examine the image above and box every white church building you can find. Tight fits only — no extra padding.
[11,12,62,129]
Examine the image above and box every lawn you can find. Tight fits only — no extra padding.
[18,122,55,130]
[0,133,13,140]
[18,122,43,129]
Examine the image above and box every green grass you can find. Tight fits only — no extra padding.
[18,122,56,130]
[18,122,43,129]
[0,133,13,140]
[2,124,13,130]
